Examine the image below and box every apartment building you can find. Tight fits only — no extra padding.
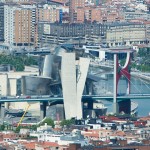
[124,10,148,21]
[36,4,61,23]
[91,8,102,22]
[76,7,85,23]
[4,4,36,46]
[106,22,146,47]
[37,22,146,47]
[0,3,4,42]
[145,21,150,43]
[69,0,85,23]
[4,5,16,45]
[37,23,105,45]
[82,6,124,23]
[34,4,62,47]
[85,6,94,22]
[14,9,32,46]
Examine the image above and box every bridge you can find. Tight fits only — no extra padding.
[0,93,149,120]
[0,94,150,103]
[2,47,150,120]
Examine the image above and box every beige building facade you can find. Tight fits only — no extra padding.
[4,4,36,46]
[0,74,8,96]
[0,71,39,96]
[0,70,40,115]
[106,23,146,47]
[37,5,60,23]
[69,0,85,22]
[14,9,32,45]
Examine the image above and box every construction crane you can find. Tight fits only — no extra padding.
[17,104,30,128]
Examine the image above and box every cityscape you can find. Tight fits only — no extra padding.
[0,0,150,149]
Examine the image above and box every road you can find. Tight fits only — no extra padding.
[0,94,150,103]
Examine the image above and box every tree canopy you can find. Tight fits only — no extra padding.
[60,119,75,127]
[40,118,55,128]
[135,48,150,72]
[0,54,38,71]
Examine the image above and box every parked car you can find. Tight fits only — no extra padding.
[26,96,31,99]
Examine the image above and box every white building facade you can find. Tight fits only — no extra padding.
[4,5,16,45]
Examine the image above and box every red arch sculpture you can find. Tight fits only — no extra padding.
[115,52,131,96]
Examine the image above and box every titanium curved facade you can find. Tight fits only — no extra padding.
[42,54,61,81]
[43,55,54,78]
[21,76,51,95]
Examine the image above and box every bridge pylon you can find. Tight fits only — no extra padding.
[113,52,131,114]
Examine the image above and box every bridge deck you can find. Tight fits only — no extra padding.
[0,94,149,103]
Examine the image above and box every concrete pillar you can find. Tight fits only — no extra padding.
[0,103,5,119]
[113,51,131,114]
[61,53,77,119]
[61,53,90,119]
[40,102,47,120]
[5,102,9,109]
[113,54,118,114]
[113,102,119,115]
[76,57,90,119]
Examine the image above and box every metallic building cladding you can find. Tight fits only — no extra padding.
[43,55,54,78]
[42,54,61,81]
[21,76,51,95]
[21,54,62,96]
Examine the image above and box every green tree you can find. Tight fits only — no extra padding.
[131,62,136,68]
[0,54,38,71]
[41,118,54,128]
[30,125,38,131]
[15,126,21,133]
[60,119,75,127]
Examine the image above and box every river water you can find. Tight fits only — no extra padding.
[95,74,150,117]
